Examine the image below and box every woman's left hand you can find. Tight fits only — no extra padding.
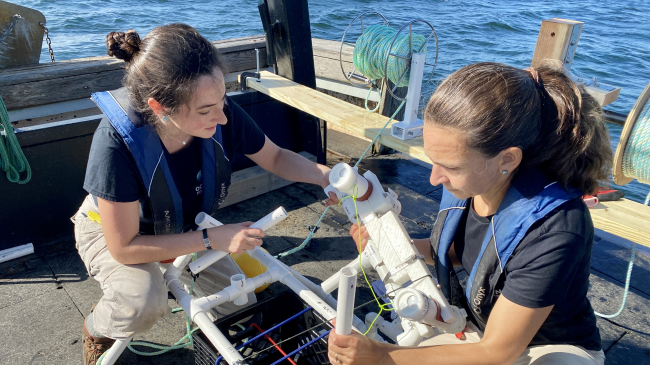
[328,320,387,365]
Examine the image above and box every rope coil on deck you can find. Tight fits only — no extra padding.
[0,95,31,184]
[353,24,426,87]
[597,83,650,319]
[621,98,650,202]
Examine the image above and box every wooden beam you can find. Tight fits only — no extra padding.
[531,18,583,70]
[589,199,650,249]
[220,151,315,208]
[244,71,429,163]
[0,36,267,110]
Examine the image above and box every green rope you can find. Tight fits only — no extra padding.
[0,95,31,184]
[353,25,427,87]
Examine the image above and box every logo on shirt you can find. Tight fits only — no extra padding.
[473,287,486,314]
[196,184,203,196]
[164,210,171,233]
[197,170,202,181]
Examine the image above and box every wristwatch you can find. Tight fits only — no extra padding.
[202,228,212,250]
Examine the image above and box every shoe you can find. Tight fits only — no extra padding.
[83,305,120,365]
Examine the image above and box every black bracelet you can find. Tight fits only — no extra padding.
[202,228,212,250]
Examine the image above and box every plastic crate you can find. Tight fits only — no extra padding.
[193,290,332,365]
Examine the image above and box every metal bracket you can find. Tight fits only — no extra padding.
[239,72,261,91]
[564,23,583,71]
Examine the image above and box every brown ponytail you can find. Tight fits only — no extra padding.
[424,62,612,194]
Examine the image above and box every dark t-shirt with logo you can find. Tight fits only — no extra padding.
[453,196,601,351]
[83,100,266,234]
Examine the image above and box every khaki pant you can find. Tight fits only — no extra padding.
[420,323,605,365]
[72,195,255,339]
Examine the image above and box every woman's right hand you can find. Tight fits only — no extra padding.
[350,223,370,253]
[208,222,265,253]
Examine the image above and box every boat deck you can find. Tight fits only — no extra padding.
[1,130,649,364]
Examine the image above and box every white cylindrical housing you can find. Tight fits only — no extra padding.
[329,163,369,198]
[336,267,358,335]
[230,274,248,306]
[394,288,439,325]
[249,206,288,231]
[195,212,224,229]
[0,243,34,264]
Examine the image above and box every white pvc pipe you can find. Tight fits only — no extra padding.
[189,207,288,274]
[320,257,360,294]
[249,206,288,231]
[275,260,367,333]
[100,338,131,365]
[195,212,224,229]
[336,267,357,335]
[0,243,34,264]
[248,247,350,327]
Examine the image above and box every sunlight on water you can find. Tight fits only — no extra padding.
[15,0,650,201]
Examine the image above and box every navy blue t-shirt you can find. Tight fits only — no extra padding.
[83,99,266,234]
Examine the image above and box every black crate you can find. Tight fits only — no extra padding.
[193,290,332,365]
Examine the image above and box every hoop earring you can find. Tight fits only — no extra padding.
[161,115,170,122]
[502,170,508,175]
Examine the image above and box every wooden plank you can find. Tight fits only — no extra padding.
[0,36,266,86]
[245,71,429,163]
[589,199,650,249]
[220,151,315,208]
[531,18,583,69]
[0,39,268,110]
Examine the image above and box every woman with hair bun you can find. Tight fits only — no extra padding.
[328,62,612,365]
[71,24,335,364]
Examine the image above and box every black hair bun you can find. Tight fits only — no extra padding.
[106,30,141,63]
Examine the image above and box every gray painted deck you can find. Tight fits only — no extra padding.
[1,130,648,364]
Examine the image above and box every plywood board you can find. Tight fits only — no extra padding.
[245,71,429,163]
[220,151,316,208]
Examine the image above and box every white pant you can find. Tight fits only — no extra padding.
[72,195,255,339]
[420,323,605,365]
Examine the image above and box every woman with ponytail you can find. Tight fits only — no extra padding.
[72,24,334,364]
[328,62,611,365]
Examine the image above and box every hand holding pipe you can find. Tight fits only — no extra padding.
[189,207,288,275]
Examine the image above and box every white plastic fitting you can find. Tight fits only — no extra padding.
[329,163,369,198]
[230,274,248,306]
[336,267,358,335]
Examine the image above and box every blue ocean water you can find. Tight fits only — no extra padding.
[13,0,650,201]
